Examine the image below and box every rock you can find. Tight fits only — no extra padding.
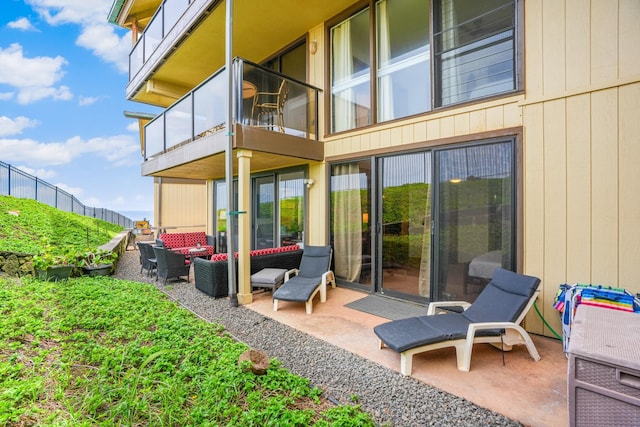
[1,254,20,276]
[238,349,270,375]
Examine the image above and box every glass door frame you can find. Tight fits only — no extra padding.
[330,135,518,305]
[431,137,517,302]
[374,151,432,304]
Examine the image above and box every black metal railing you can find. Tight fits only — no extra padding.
[0,161,134,227]
[144,57,320,159]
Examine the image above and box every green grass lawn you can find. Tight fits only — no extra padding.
[0,195,123,256]
[0,196,375,425]
[0,276,374,426]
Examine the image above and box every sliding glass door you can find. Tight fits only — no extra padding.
[213,168,306,252]
[433,141,514,302]
[254,176,275,249]
[330,138,515,304]
[330,161,372,287]
[379,153,432,300]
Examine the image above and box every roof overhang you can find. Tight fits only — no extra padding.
[119,0,359,105]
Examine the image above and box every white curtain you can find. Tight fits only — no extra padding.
[417,177,433,297]
[333,163,362,282]
[440,0,460,105]
[377,0,394,122]
[332,20,355,133]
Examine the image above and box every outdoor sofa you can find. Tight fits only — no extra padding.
[157,231,215,257]
[193,245,303,298]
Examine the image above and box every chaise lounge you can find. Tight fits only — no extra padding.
[272,245,335,315]
[373,267,542,375]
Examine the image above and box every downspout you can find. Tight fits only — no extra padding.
[225,0,238,307]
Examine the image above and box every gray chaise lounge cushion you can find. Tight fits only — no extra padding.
[373,268,540,353]
[272,245,332,302]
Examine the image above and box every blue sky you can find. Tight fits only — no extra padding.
[0,0,159,221]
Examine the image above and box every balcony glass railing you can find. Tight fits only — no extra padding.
[143,58,320,160]
[129,0,192,80]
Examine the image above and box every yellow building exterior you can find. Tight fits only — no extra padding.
[109,0,640,338]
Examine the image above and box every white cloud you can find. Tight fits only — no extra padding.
[0,92,14,100]
[17,85,73,105]
[0,43,72,105]
[126,121,139,132]
[27,0,130,73]
[0,116,39,137]
[78,95,101,106]
[55,182,85,198]
[14,165,57,180]
[27,0,109,26]
[76,24,129,74]
[83,135,140,166]
[7,18,38,31]
[0,133,140,168]
[81,196,103,207]
[0,138,74,165]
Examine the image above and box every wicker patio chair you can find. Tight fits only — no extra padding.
[152,246,190,285]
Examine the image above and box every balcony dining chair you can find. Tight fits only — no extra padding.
[272,245,335,314]
[152,246,190,285]
[373,268,542,375]
[137,242,157,277]
[251,79,288,132]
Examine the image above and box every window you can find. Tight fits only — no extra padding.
[330,9,371,133]
[376,0,431,121]
[434,0,516,106]
[328,0,518,133]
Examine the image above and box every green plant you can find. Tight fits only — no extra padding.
[77,249,115,268]
[31,245,76,270]
[0,276,377,426]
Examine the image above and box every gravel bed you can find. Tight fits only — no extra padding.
[114,247,521,426]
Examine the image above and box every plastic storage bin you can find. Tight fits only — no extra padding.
[568,305,640,426]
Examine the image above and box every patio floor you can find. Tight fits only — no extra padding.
[245,286,568,427]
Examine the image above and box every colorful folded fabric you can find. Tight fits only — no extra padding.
[554,283,640,352]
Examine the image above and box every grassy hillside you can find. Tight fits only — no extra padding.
[0,195,123,255]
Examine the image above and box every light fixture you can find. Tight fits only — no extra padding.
[362,212,369,224]
[303,178,314,188]
[309,40,317,55]
[449,178,462,184]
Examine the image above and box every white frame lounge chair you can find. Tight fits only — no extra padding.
[373,267,541,375]
[272,245,335,314]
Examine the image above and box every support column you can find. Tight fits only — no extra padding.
[236,149,253,304]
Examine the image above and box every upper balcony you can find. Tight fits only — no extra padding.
[140,58,323,179]
[109,0,357,106]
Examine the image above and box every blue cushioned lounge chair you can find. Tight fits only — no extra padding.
[272,245,335,314]
[373,268,541,375]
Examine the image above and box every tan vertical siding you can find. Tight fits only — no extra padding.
[156,178,208,233]
[525,0,544,99]
[523,103,545,332]
[565,94,591,284]
[541,99,568,335]
[542,1,566,95]
[590,89,619,283]
[591,0,619,84]
[619,1,640,81]
[565,0,591,90]
[618,83,640,287]
[521,0,640,336]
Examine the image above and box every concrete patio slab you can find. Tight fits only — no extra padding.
[246,287,568,427]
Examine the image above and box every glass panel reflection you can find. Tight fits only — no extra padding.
[435,141,513,303]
